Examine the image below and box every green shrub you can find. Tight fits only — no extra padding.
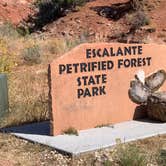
[0,39,15,73]
[103,160,113,166]
[22,45,41,65]
[130,0,146,11]
[128,11,150,33]
[0,23,21,39]
[63,127,78,136]
[115,144,147,166]
[95,123,114,128]
[30,0,87,31]
[0,22,29,38]
[157,149,166,166]
[16,26,30,37]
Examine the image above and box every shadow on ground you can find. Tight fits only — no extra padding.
[0,121,50,135]
[133,105,164,123]
[0,118,163,137]
[90,1,133,20]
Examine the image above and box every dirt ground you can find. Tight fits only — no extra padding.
[43,0,166,43]
[0,133,165,166]
[0,0,34,25]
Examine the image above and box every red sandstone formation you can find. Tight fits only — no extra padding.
[0,0,34,25]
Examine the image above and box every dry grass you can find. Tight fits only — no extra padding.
[0,133,71,166]
[0,22,87,127]
[0,133,165,165]
[0,22,86,63]
[0,68,49,128]
[63,127,79,136]
[71,134,166,166]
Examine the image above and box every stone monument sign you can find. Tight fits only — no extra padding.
[49,43,166,135]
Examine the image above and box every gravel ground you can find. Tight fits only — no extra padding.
[0,133,165,166]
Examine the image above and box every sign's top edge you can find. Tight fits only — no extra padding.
[50,42,166,65]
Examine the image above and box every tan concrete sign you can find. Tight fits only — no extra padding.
[49,43,166,135]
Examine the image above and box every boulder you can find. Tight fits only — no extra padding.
[145,70,166,92]
[147,92,166,122]
[128,79,151,104]
[128,69,166,122]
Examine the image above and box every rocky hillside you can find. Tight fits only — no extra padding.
[42,0,166,43]
[0,0,166,44]
[0,0,34,25]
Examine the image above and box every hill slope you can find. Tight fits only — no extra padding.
[0,0,33,25]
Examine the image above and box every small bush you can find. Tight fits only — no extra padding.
[130,0,146,11]
[0,23,20,39]
[63,127,79,136]
[0,39,15,73]
[157,149,166,166]
[29,0,87,31]
[49,37,85,52]
[22,45,41,65]
[128,11,150,33]
[16,26,30,37]
[95,123,114,128]
[114,144,147,166]
[103,160,113,166]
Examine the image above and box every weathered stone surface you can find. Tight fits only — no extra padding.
[128,80,151,104]
[147,92,166,122]
[145,70,166,92]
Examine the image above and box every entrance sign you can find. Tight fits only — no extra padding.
[49,43,166,135]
